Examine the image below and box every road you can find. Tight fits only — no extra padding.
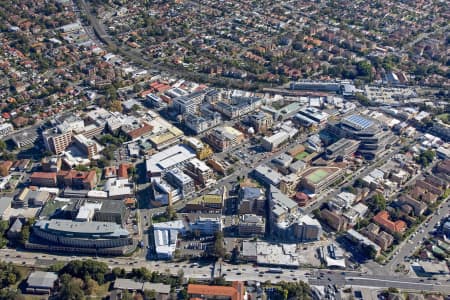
[3,247,449,293]
[310,273,450,293]
[387,193,450,272]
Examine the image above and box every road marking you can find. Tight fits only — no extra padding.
[348,277,436,286]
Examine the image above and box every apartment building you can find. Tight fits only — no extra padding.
[185,158,214,186]
[205,126,244,152]
[73,134,98,158]
[237,214,265,236]
[30,172,57,187]
[43,128,72,155]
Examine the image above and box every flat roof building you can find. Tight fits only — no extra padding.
[146,144,196,179]
[252,165,282,187]
[32,219,133,253]
[26,271,58,294]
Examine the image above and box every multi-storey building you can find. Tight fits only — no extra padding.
[326,114,393,160]
[248,111,273,133]
[165,168,195,198]
[325,138,360,161]
[0,123,13,137]
[268,185,322,242]
[185,158,214,186]
[237,214,265,236]
[238,187,266,216]
[32,219,132,252]
[73,134,98,159]
[43,128,72,155]
[205,126,244,152]
[189,216,222,235]
[172,91,205,114]
[184,109,221,134]
[145,144,196,179]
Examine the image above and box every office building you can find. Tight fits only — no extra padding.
[294,107,329,127]
[32,219,133,252]
[205,126,244,152]
[153,220,185,259]
[261,131,289,151]
[325,138,360,161]
[103,178,134,199]
[326,114,393,160]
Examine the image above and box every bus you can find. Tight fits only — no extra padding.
[267,268,283,274]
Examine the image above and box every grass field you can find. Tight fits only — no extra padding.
[295,151,309,161]
[305,169,329,184]
[437,113,450,124]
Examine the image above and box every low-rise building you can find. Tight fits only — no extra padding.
[26,271,58,295]
[187,282,245,300]
[252,165,282,187]
[30,172,57,187]
[190,216,222,235]
[184,193,224,213]
[373,211,407,234]
[300,166,344,194]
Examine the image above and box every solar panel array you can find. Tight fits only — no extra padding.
[343,114,373,130]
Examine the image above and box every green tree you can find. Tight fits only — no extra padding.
[368,193,386,213]
[213,231,226,259]
[143,289,156,300]
[58,274,84,300]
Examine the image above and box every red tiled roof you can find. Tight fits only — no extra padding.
[188,282,244,300]
[373,211,406,233]
[118,164,128,179]
[30,172,57,180]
